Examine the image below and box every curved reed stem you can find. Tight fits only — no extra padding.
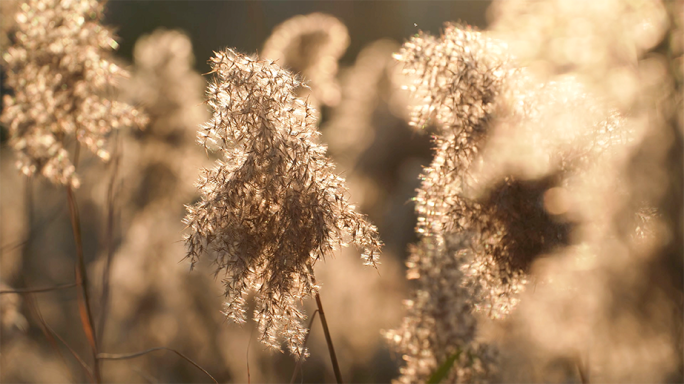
[98,347,218,384]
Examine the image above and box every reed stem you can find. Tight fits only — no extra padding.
[66,184,100,383]
[314,292,343,384]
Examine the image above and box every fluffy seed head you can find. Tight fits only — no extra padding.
[1,0,146,187]
[393,24,509,134]
[183,48,382,356]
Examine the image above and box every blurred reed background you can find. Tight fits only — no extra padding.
[1,1,681,383]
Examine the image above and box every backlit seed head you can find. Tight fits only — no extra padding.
[184,48,382,356]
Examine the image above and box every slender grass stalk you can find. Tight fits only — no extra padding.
[314,292,343,384]
[427,350,461,384]
[247,328,253,384]
[97,347,218,384]
[25,176,33,243]
[290,310,319,384]
[44,317,97,383]
[0,204,66,254]
[22,283,79,382]
[18,178,80,382]
[65,144,101,383]
[0,283,77,294]
[577,361,589,384]
[98,131,122,348]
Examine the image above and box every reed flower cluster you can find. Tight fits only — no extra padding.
[183,48,382,356]
[386,25,513,383]
[1,0,145,188]
[386,18,658,382]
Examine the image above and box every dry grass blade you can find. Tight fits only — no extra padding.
[23,291,80,383]
[44,321,97,383]
[97,347,218,384]
[0,283,77,294]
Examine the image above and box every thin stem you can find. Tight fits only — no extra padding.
[577,362,588,384]
[98,131,121,347]
[66,182,101,383]
[23,289,80,383]
[247,327,254,384]
[26,175,34,235]
[0,239,28,253]
[17,180,80,382]
[0,283,77,294]
[289,310,319,384]
[44,319,97,383]
[314,292,343,384]
[0,204,65,254]
[97,347,218,384]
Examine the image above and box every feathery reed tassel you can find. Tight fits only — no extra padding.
[1,0,146,188]
[183,48,382,357]
[390,18,663,383]
[386,25,512,384]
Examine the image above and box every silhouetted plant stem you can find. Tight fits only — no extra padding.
[19,178,81,382]
[98,131,121,348]
[97,347,218,384]
[66,143,101,383]
[44,315,97,383]
[0,283,77,294]
[314,291,343,383]
[25,175,33,237]
[577,357,589,384]
[17,175,34,290]
[22,281,80,382]
[1,204,66,254]
[67,184,100,383]
[290,310,319,384]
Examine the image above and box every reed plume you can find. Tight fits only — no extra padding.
[388,23,627,383]
[184,48,382,357]
[386,25,509,383]
[1,0,145,188]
